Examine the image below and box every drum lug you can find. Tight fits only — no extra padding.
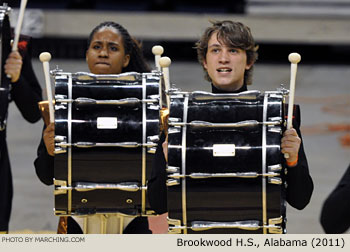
[168,228,182,234]
[268,177,282,185]
[268,226,283,234]
[55,94,67,100]
[145,210,156,215]
[268,216,283,234]
[268,126,282,134]
[147,147,156,154]
[55,104,67,110]
[269,216,283,225]
[166,166,180,173]
[54,188,68,195]
[54,147,67,154]
[147,135,160,142]
[54,180,67,187]
[167,218,182,234]
[168,117,181,123]
[166,179,179,187]
[268,164,282,173]
[268,117,282,122]
[168,127,180,134]
[168,218,181,226]
[54,180,69,195]
[148,94,159,100]
[147,104,160,110]
[55,135,67,142]
[54,210,68,216]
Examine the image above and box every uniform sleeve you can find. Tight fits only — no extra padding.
[34,126,54,185]
[320,165,350,233]
[10,38,42,123]
[147,132,168,214]
[285,105,314,210]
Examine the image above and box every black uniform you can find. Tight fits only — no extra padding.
[148,84,314,214]
[320,164,350,233]
[0,37,42,232]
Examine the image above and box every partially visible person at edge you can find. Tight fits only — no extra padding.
[34,21,151,234]
[148,20,314,219]
[320,164,350,233]
[0,35,42,234]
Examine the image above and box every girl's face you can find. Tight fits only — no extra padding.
[86,28,130,74]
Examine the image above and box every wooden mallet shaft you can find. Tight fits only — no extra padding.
[12,0,28,52]
[285,52,301,159]
[159,56,171,108]
[39,52,54,124]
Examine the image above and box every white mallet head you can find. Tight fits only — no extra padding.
[39,52,52,62]
[152,45,164,56]
[288,53,301,64]
[159,57,171,68]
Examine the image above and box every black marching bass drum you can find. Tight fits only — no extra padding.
[166,89,288,234]
[53,70,161,217]
[0,4,11,131]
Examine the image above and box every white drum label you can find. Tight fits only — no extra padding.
[97,117,118,129]
[213,144,236,157]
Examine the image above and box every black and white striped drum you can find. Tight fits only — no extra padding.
[167,89,287,234]
[0,4,11,131]
[53,71,161,216]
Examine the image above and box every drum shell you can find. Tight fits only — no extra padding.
[55,105,159,143]
[167,92,286,233]
[55,74,159,142]
[55,76,159,100]
[54,150,155,216]
[170,95,282,123]
[168,95,283,173]
[168,130,281,174]
[54,72,160,215]
[55,190,142,216]
[168,179,285,234]
[54,148,155,183]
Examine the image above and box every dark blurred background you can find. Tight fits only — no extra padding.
[3,0,350,64]
[5,0,246,12]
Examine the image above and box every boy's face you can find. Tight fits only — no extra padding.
[203,31,252,91]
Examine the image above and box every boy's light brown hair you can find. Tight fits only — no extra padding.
[195,20,258,85]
